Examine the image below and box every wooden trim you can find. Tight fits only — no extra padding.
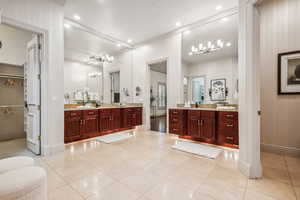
[278,50,300,95]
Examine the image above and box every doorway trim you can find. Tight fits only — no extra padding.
[1,14,49,156]
[145,57,168,131]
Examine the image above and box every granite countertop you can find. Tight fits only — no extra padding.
[169,107,238,112]
[65,105,143,111]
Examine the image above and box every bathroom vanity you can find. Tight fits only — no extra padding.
[64,106,143,143]
[169,108,238,148]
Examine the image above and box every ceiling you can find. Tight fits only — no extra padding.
[150,61,167,74]
[182,14,238,65]
[64,0,238,44]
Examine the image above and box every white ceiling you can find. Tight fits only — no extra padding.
[182,14,238,65]
[64,0,238,44]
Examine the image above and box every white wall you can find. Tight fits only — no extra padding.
[132,34,182,130]
[64,60,102,102]
[150,70,167,116]
[0,24,33,66]
[0,0,65,155]
[260,0,300,154]
[186,56,238,104]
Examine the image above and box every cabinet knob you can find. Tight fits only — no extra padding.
[226,124,234,128]
[226,136,234,140]
[226,114,234,118]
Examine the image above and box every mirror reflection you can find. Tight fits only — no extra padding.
[63,23,133,105]
[182,14,238,106]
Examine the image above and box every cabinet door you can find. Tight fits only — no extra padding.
[83,116,99,136]
[135,108,143,126]
[65,117,82,142]
[201,118,215,140]
[99,113,111,132]
[188,111,200,137]
[111,109,121,130]
[122,108,133,128]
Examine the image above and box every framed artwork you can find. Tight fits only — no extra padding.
[278,51,300,94]
[210,79,227,101]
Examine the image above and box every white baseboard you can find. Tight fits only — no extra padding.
[41,143,65,156]
[261,143,300,157]
[238,159,262,179]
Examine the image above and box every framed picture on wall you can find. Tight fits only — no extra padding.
[278,51,300,94]
[209,79,227,101]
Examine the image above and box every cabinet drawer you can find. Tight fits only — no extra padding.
[218,132,239,145]
[169,116,182,124]
[111,108,121,116]
[83,110,98,116]
[99,109,111,115]
[218,119,238,131]
[219,112,238,120]
[169,109,183,116]
[169,124,182,135]
[201,111,215,119]
[65,110,82,119]
[187,110,200,117]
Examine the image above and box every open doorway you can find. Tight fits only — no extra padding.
[149,61,167,133]
[110,71,120,103]
[0,23,42,158]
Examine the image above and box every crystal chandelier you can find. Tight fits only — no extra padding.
[189,40,231,56]
[86,54,114,65]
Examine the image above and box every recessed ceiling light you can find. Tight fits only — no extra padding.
[116,43,122,47]
[73,14,81,20]
[127,39,133,43]
[64,23,71,29]
[226,42,232,47]
[216,5,223,11]
[175,22,182,27]
[221,17,229,22]
[184,30,191,35]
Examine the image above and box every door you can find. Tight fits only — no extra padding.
[111,109,120,130]
[65,117,82,143]
[188,111,200,137]
[200,118,215,140]
[25,35,41,155]
[99,109,111,132]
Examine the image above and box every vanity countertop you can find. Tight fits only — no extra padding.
[169,107,238,112]
[65,105,143,111]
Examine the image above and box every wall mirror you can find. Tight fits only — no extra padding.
[64,21,133,105]
[182,13,238,105]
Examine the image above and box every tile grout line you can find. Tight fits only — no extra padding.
[283,154,298,200]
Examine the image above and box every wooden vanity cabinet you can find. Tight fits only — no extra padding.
[169,109,187,135]
[64,111,83,143]
[99,108,121,133]
[187,110,216,140]
[82,110,99,138]
[217,111,239,145]
[64,107,143,143]
[121,107,143,128]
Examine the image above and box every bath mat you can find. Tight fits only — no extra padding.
[172,141,222,159]
[96,132,133,144]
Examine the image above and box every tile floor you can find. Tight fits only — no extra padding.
[29,131,299,199]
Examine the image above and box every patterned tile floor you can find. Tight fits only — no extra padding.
[7,131,300,200]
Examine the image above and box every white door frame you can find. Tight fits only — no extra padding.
[145,57,168,131]
[0,14,49,156]
[238,0,263,178]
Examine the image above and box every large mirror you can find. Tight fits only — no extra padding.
[182,14,238,105]
[63,22,133,105]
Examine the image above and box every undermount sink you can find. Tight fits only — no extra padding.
[77,105,96,109]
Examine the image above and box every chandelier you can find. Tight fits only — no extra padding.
[189,40,231,56]
[86,54,114,65]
